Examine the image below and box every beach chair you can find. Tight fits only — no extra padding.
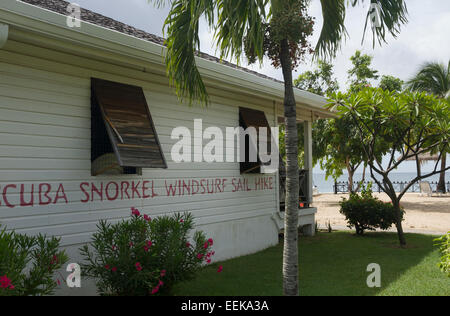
[420,181,433,197]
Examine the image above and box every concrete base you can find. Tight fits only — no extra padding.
[271,207,317,236]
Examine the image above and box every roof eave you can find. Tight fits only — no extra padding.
[0,0,334,117]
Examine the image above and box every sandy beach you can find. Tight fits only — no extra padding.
[312,193,450,235]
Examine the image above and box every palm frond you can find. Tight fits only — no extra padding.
[353,0,408,47]
[406,61,450,98]
[162,0,216,106]
[215,0,268,64]
[315,0,347,60]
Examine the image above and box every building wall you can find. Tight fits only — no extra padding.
[0,40,280,293]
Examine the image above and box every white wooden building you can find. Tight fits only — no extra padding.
[0,0,333,294]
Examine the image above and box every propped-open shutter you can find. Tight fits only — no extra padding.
[91,78,167,169]
[239,107,272,174]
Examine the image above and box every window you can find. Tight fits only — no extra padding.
[91,78,167,176]
[239,107,272,174]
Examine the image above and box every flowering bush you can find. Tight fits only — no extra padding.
[435,232,450,277]
[0,225,68,296]
[339,185,402,235]
[80,209,215,295]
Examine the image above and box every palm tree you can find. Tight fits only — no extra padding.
[407,61,450,193]
[149,0,408,296]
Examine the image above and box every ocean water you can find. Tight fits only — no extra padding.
[313,172,450,193]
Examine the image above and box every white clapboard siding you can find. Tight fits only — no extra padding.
[0,47,278,249]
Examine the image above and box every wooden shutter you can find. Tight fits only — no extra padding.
[91,78,167,169]
[239,107,272,174]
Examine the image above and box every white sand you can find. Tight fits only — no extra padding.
[312,193,450,235]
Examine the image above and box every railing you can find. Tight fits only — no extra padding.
[333,181,450,194]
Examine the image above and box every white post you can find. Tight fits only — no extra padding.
[303,120,313,204]
[0,24,9,49]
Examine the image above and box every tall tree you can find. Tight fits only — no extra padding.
[331,88,450,246]
[407,61,450,193]
[150,0,408,296]
[348,50,379,93]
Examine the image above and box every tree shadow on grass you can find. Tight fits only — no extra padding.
[172,231,449,296]
[299,231,449,296]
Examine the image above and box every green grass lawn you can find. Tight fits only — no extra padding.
[173,231,449,296]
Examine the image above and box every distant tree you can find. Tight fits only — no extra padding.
[379,75,403,93]
[348,50,379,93]
[314,115,375,193]
[331,88,450,246]
[294,60,339,97]
[407,61,450,193]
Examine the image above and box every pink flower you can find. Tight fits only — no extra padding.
[203,242,209,249]
[111,267,117,272]
[0,275,14,290]
[131,207,140,217]
[160,270,166,277]
[144,214,151,222]
[197,253,204,260]
[50,255,58,265]
[217,266,223,273]
[151,286,159,295]
[208,238,213,246]
[112,245,117,251]
[206,259,211,264]
[129,242,134,247]
[135,262,142,271]
[143,246,149,252]
[180,219,184,223]
[159,280,164,286]
[105,264,110,270]
[211,251,215,256]
[56,279,61,286]
[186,242,191,248]
[146,241,153,247]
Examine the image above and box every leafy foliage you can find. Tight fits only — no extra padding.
[294,60,339,97]
[435,232,450,277]
[0,226,68,296]
[339,183,402,235]
[378,75,403,93]
[80,209,214,296]
[330,87,450,245]
[348,50,379,93]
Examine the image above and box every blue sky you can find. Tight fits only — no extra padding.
[69,0,449,174]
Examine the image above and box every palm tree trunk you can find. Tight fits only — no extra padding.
[279,39,300,296]
[437,152,447,193]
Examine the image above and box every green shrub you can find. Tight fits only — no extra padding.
[435,232,450,277]
[0,226,68,296]
[80,208,214,296]
[339,184,402,235]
